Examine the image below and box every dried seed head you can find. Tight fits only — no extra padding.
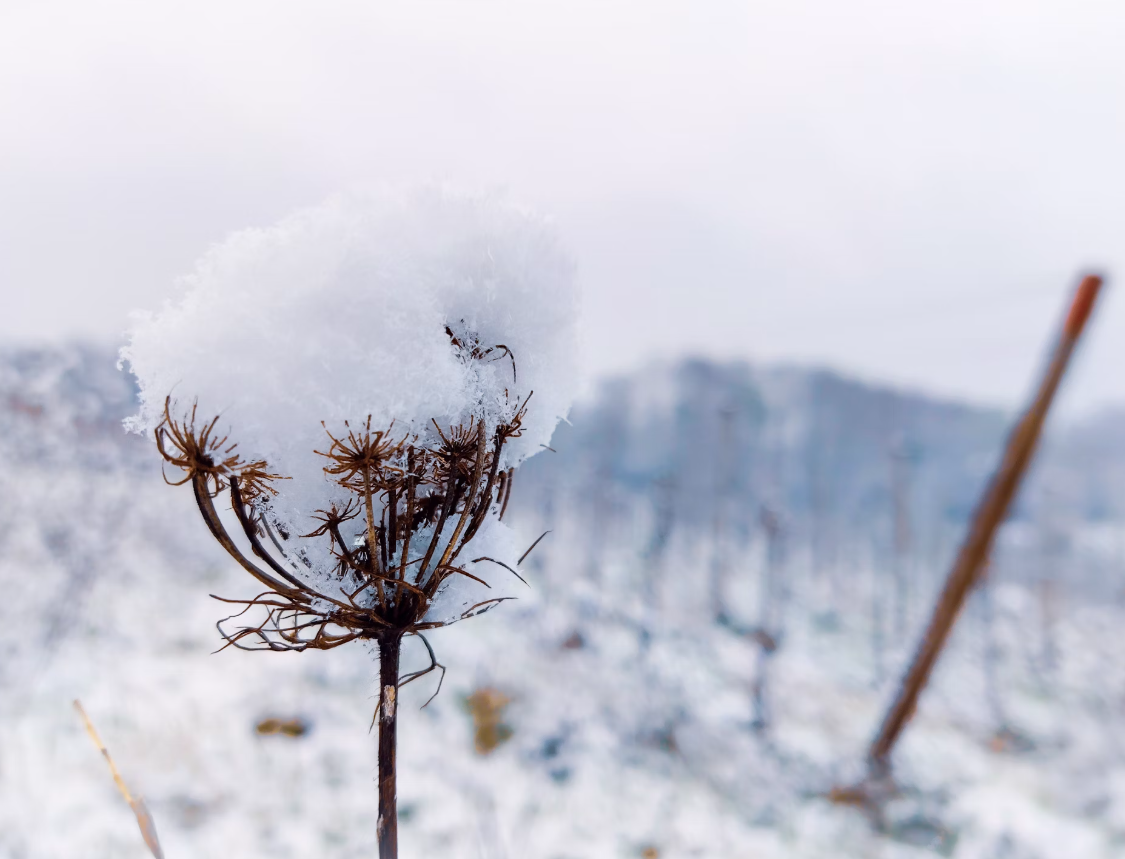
[302,499,362,539]
[316,416,406,492]
[190,402,533,661]
[155,396,285,498]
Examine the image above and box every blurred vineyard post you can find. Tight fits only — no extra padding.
[868,274,1103,775]
[827,274,1105,809]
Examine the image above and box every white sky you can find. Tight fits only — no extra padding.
[2,0,1124,413]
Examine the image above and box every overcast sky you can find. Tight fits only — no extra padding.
[3,0,1124,414]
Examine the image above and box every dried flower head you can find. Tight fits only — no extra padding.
[125,188,579,859]
[154,356,535,667]
[155,397,286,500]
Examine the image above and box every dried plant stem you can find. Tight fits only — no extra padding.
[462,434,503,546]
[377,633,403,859]
[387,486,399,568]
[418,462,460,584]
[399,450,417,574]
[436,427,488,572]
[74,701,165,859]
[499,468,514,520]
[192,476,294,595]
[364,468,386,604]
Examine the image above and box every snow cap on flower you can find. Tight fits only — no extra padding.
[121,186,579,538]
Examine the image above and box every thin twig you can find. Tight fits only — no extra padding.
[518,530,551,566]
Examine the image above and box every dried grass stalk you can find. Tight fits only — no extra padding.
[74,700,165,859]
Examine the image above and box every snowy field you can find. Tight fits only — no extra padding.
[4,349,1125,858]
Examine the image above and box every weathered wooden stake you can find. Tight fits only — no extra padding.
[866,274,1103,774]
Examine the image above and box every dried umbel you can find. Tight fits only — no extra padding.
[155,397,530,647]
[124,189,578,858]
[154,354,535,859]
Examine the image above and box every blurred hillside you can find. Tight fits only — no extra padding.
[520,358,1125,606]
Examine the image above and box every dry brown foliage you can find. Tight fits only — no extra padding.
[155,394,531,663]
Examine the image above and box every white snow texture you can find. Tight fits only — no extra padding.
[121,186,579,586]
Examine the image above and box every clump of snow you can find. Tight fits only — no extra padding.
[120,186,579,571]
[425,516,527,625]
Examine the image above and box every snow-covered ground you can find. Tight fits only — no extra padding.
[4,349,1125,858]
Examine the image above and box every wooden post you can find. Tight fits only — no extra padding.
[866,274,1103,773]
